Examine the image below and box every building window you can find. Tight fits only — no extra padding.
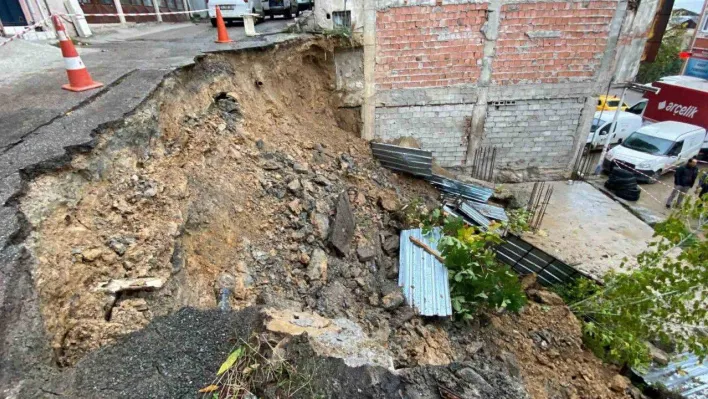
[332,10,351,29]
[702,15,708,32]
[143,0,153,6]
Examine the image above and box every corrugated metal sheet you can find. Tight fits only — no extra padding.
[641,353,708,398]
[468,201,508,222]
[428,174,494,203]
[494,234,597,287]
[457,201,491,230]
[370,143,433,178]
[398,228,452,317]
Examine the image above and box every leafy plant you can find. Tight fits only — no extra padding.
[567,196,708,368]
[436,217,527,319]
[506,208,533,234]
[200,334,317,399]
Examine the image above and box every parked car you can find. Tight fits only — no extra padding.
[208,0,265,26]
[587,110,644,149]
[296,0,312,11]
[603,121,707,182]
[597,95,629,112]
[263,0,299,19]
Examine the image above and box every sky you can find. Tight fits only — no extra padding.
[673,0,706,13]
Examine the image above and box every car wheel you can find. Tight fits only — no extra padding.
[211,18,217,27]
[284,7,293,18]
[295,5,300,16]
[269,12,274,19]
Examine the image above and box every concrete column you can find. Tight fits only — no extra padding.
[360,0,376,140]
[464,0,500,166]
[65,0,92,37]
[154,0,163,22]
[113,0,127,24]
[182,0,190,16]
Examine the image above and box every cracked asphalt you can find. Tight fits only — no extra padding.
[0,20,305,392]
[0,19,296,243]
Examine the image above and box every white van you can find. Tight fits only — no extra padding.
[208,0,265,26]
[587,111,644,149]
[603,121,707,182]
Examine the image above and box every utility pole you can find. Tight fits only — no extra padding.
[593,82,661,175]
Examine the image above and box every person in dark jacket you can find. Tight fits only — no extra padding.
[699,170,708,199]
[666,158,698,208]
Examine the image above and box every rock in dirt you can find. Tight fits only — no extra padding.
[263,308,395,369]
[94,278,164,294]
[308,249,328,281]
[81,247,105,262]
[310,212,330,240]
[520,273,538,291]
[528,289,565,306]
[378,194,399,212]
[609,374,629,393]
[287,178,301,193]
[107,238,128,256]
[261,160,281,170]
[288,198,301,214]
[646,342,670,366]
[382,235,400,256]
[329,192,355,256]
[356,245,376,262]
[381,290,405,310]
[293,162,309,174]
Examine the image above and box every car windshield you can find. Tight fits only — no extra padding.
[590,118,604,132]
[607,100,620,107]
[621,132,674,155]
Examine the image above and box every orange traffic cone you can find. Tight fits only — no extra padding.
[214,6,233,44]
[52,15,103,92]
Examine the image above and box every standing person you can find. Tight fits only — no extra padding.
[699,170,708,199]
[666,158,699,208]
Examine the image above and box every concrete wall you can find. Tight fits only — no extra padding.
[335,47,365,107]
[314,0,364,32]
[362,0,660,181]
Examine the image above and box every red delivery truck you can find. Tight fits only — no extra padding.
[628,78,708,156]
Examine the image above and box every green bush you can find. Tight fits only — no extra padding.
[436,217,527,319]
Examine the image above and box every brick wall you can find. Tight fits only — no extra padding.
[492,1,615,85]
[375,4,487,90]
[482,98,584,169]
[375,104,474,166]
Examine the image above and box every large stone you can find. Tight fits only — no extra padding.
[381,290,405,310]
[262,308,395,369]
[356,245,376,262]
[307,249,328,281]
[377,194,399,212]
[609,374,629,393]
[528,289,565,306]
[646,342,670,366]
[382,235,400,256]
[329,192,355,256]
[310,212,330,240]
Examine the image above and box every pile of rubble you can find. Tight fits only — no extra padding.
[9,39,636,398]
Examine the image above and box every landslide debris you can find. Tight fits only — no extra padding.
[15,38,632,398]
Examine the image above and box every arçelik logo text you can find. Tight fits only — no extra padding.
[657,100,699,118]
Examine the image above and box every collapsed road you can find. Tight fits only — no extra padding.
[1,38,636,398]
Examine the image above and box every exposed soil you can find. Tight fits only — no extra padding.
[17,38,633,398]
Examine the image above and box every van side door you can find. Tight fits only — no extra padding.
[666,140,684,170]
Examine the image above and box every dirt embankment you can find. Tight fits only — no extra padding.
[16,38,632,398]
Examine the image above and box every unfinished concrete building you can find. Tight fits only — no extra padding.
[330,0,660,181]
